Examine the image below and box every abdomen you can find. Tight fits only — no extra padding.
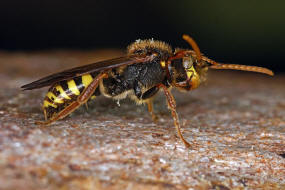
[42,73,100,119]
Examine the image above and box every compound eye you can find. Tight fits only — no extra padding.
[183,57,193,69]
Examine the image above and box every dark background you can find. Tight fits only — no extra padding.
[1,0,285,72]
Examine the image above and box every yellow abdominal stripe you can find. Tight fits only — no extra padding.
[43,100,57,108]
[82,74,93,87]
[55,85,71,99]
[67,79,80,95]
[67,74,93,96]
[43,74,94,109]
[82,74,95,99]
[46,92,64,103]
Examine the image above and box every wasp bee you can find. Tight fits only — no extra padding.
[22,35,273,147]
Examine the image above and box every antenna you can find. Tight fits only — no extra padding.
[182,34,202,62]
[210,63,274,76]
[200,54,273,76]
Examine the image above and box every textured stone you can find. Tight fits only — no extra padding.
[0,51,284,189]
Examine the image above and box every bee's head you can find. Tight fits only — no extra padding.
[167,35,273,91]
[169,52,206,91]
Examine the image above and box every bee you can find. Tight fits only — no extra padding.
[21,34,274,147]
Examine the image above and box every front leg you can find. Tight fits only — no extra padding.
[158,84,191,148]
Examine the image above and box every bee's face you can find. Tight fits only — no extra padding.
[170,55,201,91]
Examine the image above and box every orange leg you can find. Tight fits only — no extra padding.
[146,99,158,122]
[85,103,89,110]
[159,84,191,148]
[36,73,108,125]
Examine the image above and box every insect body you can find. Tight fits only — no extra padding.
[22,35,273,147]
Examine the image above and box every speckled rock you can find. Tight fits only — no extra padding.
[0,51,284,190]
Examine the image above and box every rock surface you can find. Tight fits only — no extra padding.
[0,50,284,189]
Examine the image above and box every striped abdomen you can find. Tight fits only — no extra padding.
[43,73,99,119]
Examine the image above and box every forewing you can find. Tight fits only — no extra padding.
[21,55,155,90]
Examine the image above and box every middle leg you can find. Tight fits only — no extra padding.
[134,83,160,122]
[146,99,158,122]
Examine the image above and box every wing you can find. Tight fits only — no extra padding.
[21,54,156,90]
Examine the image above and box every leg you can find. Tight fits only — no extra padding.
[134,81,160,100]
[43,108,48,121]
[143,86,160,122]
[134,83,160,122]
[146,99,158,122]
[158,84,191,148]
[85,103,89,110]
[36,73,108,125]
